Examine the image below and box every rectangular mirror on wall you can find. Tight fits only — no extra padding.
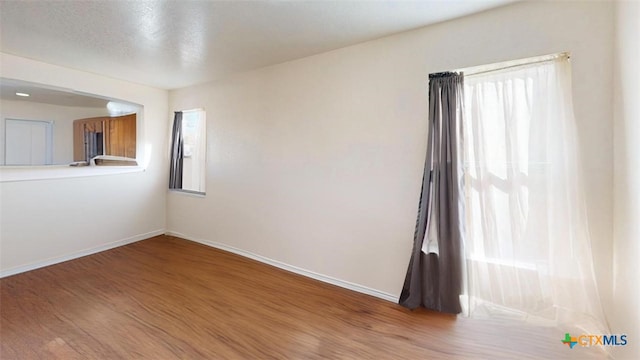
[0,77,142,166]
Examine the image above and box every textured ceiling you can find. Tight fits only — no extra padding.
[0,0,516,90]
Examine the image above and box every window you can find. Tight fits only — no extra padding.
[401,53,606,334]
[459,54,605,332]
[169,109,206,194]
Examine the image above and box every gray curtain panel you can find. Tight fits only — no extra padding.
[169,111,184,189]
[399,72,465,314]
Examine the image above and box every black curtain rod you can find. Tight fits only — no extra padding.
[429,71,461,79]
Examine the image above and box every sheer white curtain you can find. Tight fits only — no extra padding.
[461,57,607,334]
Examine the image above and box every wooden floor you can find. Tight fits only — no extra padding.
[1,235,607,359]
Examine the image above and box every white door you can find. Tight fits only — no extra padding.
[5,119,53,165]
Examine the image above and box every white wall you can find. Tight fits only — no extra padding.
[0,99,109,165]
[0,53,169,275]
[612,0,640,358]
[168,0,615,312]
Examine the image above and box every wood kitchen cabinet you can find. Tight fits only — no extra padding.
[73,114,136,161]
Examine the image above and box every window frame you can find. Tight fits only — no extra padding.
[170,108,207,196]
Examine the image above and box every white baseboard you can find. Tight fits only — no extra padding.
[0,229,166,278]
[165,230,398,303]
